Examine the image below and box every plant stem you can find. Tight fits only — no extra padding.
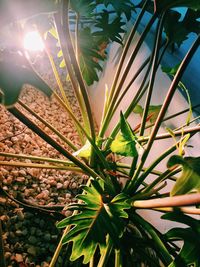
[154,207,200,215]
[129,155,138,177]
[128,34,200,193]
[50,225,72,267]
[142,168,180,194]
[123,141,179,193]
[133,193,200,208]
[45,47,84,144]
[105,40,169,150]
[97,237,113,267]
[111,56,150,118]
[8,106,99,178]
[116,163,178,180]
[61,0,95,140]
[143,103,200,132]
[140,124,200,142]
[0,152,74,165]
[106,0,149,108]
[89,257,94,267]
[49,179,91,266]
[53,13,89,136]
[99,13,157,138]
[75,12,80,63]
[46,48,70,107]
[133,214,173,265]
[0,160,82,172]
[139,11,166,136]
[105,51,154,151]
[175,115,200,131]
[115,249,122,267]
[54,94,111,170]
[18,100,78,151]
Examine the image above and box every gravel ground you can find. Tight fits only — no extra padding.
[0,56,89,266]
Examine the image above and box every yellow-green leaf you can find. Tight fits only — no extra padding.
[167,155,200,196]
[48,27,58,40]
[59,59,66,68]
[73,140,91,158]
[110,112,138,157]
[57,180,130,264]
[57,50,63,58]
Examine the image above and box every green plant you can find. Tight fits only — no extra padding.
[0,0,200,266]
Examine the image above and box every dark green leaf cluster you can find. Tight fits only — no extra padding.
[164,9,200,47]
[79,27,104,85]
[96,0,135,21]
[111,112,138,157]
[57,180,130,264]
[167,155,200,196]
[163,212,200,266]
[68,0,135,85]
[93,11,126,44]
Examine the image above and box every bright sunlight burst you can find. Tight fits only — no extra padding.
[23,31,44,52]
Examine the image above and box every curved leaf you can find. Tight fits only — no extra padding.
[162,211,200,233]
[57,180,130,264]
[0,52,52,107]
[111,112,138,157]
[167,155,200,196]
[163,212,200,266]
[163,9,200,47]
[73,140,91,158]
[167,228,200,267]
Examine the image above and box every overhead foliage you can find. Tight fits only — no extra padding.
[96,0,135,20]
[154,0,200,13]
[164,9,200,47]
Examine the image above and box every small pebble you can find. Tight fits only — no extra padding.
[4,251,12,259]
[56,182,63,189]
[15,253,23,263]
[15,230,23,237]
[16,209,25,221]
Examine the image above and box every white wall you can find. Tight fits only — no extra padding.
[88,31,200,232]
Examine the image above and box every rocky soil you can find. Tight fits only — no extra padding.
[0,57,89,266]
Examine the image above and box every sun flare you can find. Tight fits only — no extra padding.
[23,31,44,52]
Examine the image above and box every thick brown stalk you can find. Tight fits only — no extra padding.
[60,0,95,139]
[133,193,200,208]
[154,207,200,215]
[140,124,200,142]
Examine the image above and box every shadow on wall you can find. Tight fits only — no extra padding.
[133,8,200,116]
